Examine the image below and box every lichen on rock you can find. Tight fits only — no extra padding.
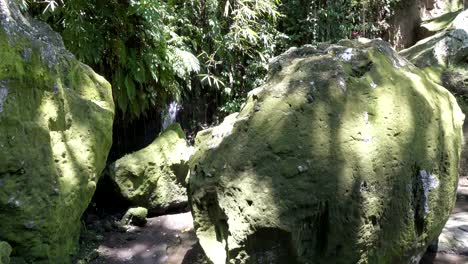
[108,123,193,214]
[0,1,114,263]
[189,38,464,264]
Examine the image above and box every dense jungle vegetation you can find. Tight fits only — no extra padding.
[25,0,405,125]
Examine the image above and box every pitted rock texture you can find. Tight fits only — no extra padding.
[109,124,193,214]
[0,1,114,263]
[401,9,468,180]
[189,39,464,264]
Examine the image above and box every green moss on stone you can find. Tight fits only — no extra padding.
[401,10,468,116]
[109,123,193,214]
[0,7,114,264]
[121,207,148,226]
[189,39,464,264]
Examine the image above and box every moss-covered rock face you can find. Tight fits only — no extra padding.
[0,1,114,263]
[401,10,468,97]
[0,241,12,264]
[189,39,464,264]
[401,10,468,176]
[401,10,468,69]
[108,123,193,214]
[121,207,148,226]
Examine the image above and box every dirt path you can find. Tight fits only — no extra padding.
[420,177,468,264]
[88,212,205,264]
[83,178,468,264]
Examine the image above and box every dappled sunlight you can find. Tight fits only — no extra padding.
[1,0,467,262]
[0,7,114,259]
[421,10,461,32]
[97,243,168,263]
[189,39,465,264]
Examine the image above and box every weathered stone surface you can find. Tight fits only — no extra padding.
[417,10,461,40]
[0,241,11,264]
[109,123,193,214]
[401,9,468,178]
[0,1,114,263]
[189,39,464,264]
[401,10,468,69]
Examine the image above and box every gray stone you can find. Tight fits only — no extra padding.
[189,39,464,264]
[109,124,193,214]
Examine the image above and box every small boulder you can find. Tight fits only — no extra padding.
[121,207,148,227]
[189,39,464,264]
[109,123,193,214]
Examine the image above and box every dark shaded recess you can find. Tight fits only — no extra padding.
[351,61,373,78]
[204,192,229,244]
[412,165,426,236]
[178,87,223,142]
[109,87,223,162]
[171,162,190,187]
[182,242,205,264]
[232,228,300,264]
[108,109,162,163]
[190,188,230,244]
[86,173,131,216]
[316,201,330,255]
[90,172,190,218]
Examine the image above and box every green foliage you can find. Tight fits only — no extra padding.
[278,0,403,46]
[29,0,199,118]
[169,0,284,114]
[27,0,406,120]
[28,0,283,119]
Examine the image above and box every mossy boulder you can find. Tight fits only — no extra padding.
[108,123,193,214]
[0,1,114,263]
[120,207,148,226]
[401,9,468,177]
[189,39,464,264]
[0,241,12,264]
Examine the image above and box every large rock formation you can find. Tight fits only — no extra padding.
[401,10,468,176]
[108,124,193,214]
[401,9,468,65]
[189,39,464,264]
[0,1,114,263]
[402,10,468,259]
